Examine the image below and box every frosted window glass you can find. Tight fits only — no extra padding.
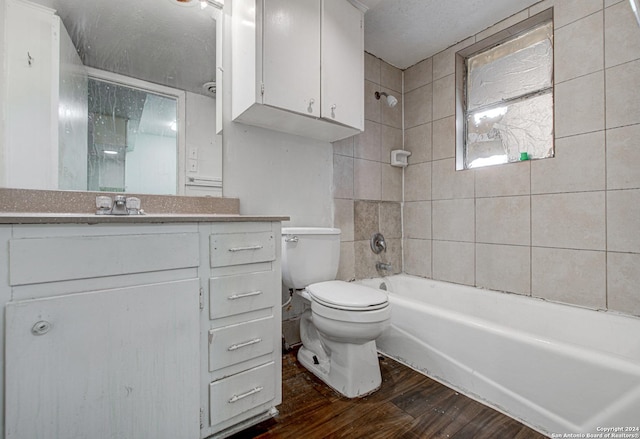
[463,20,554,169]
[467,22,553,111]
[466,94,554,169]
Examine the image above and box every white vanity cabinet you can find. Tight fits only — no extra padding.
[0,218,284,439]
[200,222,282,439]
[2,224,202,439]
[232,0,364,142]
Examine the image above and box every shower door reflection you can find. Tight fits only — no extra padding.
[86,78,178,194]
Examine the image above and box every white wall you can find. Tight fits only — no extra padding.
[220,4,334,226]
[0,0,5,187]
[125,133,177,194]
[223,123,334,226]
[184,91,222,196]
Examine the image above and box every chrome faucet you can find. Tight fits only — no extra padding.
[110,195,128,215]
[376,262,392,271]
[95,195,144,215]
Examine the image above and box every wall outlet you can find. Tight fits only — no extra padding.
[188,159,198,173]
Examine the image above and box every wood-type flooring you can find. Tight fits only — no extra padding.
[228,347,548,439]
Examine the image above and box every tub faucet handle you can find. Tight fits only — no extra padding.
[371,233,386,254]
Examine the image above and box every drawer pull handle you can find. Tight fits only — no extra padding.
[228,245,263,252]
[228,338,262,351]
[228,386,264,403]
[228,290,263,300]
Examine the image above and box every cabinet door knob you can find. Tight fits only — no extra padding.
[307,98,315,114]
[32,321,51,336]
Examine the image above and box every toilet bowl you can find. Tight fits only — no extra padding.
[281,227,390,398]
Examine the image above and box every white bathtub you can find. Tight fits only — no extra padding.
[361,275,640,436]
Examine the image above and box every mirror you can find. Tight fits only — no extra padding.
[2,0,222,195]
[86,75,179,194]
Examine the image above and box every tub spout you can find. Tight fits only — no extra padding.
[376,262,392,271]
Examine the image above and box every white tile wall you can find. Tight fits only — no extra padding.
[333,55,404,280]
[404,162,432,202]
[607,189,640,253]
[555,71,605,138]
[353,159,382,201]
[404,85,432,129]
[605,59,640,129]
[476,196,530,246]
[404,58,432,92]
[431,159,474,200]
[531,192,606,251]
[607,252,640,315]
[554,11,603,83]
[432,116,456,160]
[404,238,432,278]
[606,124,640,190]
[331,0,640,317]
[432,240,475,286]
[432,199,475,242]
[476,243,531,295]
[399,0,640,317]
[475,161,530,197]
[404,124,432,163]
[531,247,606,309]
[605,1,640,68]
[531,131,606,194]
[404,201,432,240]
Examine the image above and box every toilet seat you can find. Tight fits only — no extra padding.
[307,280,388,311]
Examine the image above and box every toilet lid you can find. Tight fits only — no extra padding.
[307,280,388,311]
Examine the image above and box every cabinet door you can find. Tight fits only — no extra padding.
[321,0,364,130]
[5,279,200,439]
[262,0,321,117]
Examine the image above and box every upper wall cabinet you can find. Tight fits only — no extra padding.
[232,0,364,142]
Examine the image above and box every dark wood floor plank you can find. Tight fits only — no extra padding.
[452,406,546,439]
[228,348,548,439]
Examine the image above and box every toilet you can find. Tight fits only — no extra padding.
[281,227,390,398]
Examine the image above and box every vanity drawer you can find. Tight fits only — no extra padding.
[210,231,275,268]
[209,316,275,372]
[209,361,276,426]
[210,271,277,319]
[9,233,199,286]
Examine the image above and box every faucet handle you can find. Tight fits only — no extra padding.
[95,196,113,215]
[370,233,387,254]
[126,197,141,214]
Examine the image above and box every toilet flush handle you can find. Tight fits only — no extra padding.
[284,236,299,243]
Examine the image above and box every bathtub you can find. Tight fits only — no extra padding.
[360,275,640,436]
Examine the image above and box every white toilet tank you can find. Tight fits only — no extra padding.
[281,227,341,289]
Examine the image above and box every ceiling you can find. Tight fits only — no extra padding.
[361,0,542,69]
[29,0,544,94]
[32,0,217,96]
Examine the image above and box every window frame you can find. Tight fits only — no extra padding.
[455,8,554,171]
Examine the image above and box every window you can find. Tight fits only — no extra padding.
[456,11,554,170]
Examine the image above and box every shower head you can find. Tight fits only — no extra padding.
[375,91,398,108]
